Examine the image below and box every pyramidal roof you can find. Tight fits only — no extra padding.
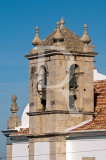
[40,25,85,52]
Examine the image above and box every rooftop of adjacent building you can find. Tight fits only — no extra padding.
[68,79,106,133]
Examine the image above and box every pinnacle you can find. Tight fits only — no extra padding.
[32,26,41,46]
[60,16,65,28]
[10,95,18,113]
[53,22,64,42]
[80,24,91,44]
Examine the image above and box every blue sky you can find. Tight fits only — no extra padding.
[0,0,106,158]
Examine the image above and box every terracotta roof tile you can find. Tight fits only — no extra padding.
[10,128,29,136]
[70,80,106,132]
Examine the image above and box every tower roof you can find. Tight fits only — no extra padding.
[40,26,85,52]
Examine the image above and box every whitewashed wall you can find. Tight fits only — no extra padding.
[15,104,29,131]
[12,142,29,160]
[34,142,50,160]
[93,69,106,81]
[66,138,106,160]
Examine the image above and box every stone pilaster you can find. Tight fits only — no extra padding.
[50,136,66,160]
[29,138,34,160]
[7,144,12,160]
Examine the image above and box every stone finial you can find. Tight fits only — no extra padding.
[10,95,18,113]
[7,95,21,129]
[32,26,41,46]
[80,24,91,44]
[53,22,64,43]
[60,16,65,28]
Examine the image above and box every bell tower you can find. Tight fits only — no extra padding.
[25,18,97,160]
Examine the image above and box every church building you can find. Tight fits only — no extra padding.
[2,17,106,160]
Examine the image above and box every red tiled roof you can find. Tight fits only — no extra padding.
[70,80,106,132]
[10,128,29,136]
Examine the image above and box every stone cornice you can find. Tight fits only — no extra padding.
[27,130,106,139]
[27,110,94,116]
[10,135,29,142]
[2,130,18,137]
[27,132,68,138]
[25,49,98,60]
[2,129,18,145]
[68,130,106,138]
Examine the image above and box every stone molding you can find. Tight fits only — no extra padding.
[27,110,94,116]
[25,50,98,60]
[27,130,106,139]
[68,130,106,138]
[27,132,68,138]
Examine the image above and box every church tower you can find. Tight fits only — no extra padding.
[25,18,97,160]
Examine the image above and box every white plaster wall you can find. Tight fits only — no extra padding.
[34,142,50,160]
[93,69,106,81]
[66,138,106,160]
[15,103,29,131]
[21,103,29,128]
[12,142,29,160]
